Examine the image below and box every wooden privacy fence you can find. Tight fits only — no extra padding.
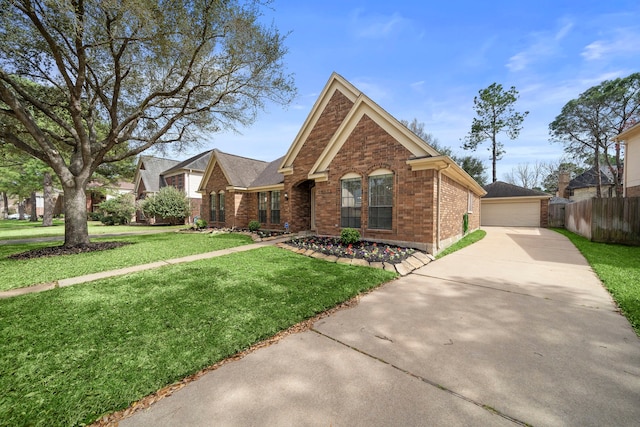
[548,204,566,228]
[564,197,640,245]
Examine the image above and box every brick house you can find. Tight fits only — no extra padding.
[198,73,485,254]
[133,150,212,223]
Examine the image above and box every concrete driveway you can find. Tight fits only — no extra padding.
[120,227,640,427]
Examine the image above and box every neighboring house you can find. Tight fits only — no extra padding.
[481,181,551,227]
[560,167,616,201]
[133,150,212,223]
[616,122,640,197]
[86,181,135,213]
[198,73,486,254]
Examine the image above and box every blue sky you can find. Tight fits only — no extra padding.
[175,0,640,181]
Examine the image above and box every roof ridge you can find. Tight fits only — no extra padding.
[214,148,269,164]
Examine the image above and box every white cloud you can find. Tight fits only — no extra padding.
[506,20,574,72]
[351,10,409,39]
[581,28,640,60]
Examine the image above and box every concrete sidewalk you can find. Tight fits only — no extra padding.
[120,227,640,427]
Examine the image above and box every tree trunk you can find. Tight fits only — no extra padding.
[63,184,90,247]
[492,139,498,183]
[1,192,8,219]
[42,172,54,227]
[29,192,37,222]
[18,200,26,219]
[594,146,602,198]
[615,142,623,197]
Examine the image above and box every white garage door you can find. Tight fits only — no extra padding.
[482,201,540,227]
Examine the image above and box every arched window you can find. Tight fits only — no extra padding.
[218,191,225,223]
[340,173,362,228]
[368,169,393,230]
[210,192,217,222]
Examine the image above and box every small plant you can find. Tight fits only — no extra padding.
[340,228,360,245]
[195,218,208,230]
[463,213,469,235]
[248,220,261,232]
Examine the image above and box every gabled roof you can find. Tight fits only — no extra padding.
[278,72,440,177]
[482,181,551,198]
[162,150,213,175]
[135,156,180,194]
[198,149,271,192]
[568,167,614,189]
[250,156,285,188]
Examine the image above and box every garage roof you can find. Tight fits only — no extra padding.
[483,181,551,198]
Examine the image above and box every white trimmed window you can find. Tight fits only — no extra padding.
[210,192,217,222]
[271,191,281,224]
[341,173,362,228]
[219,191,225,222]
[467,190,474,213]
[258,192,268,223]
[368,169,393,230]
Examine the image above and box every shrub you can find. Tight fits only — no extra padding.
[463,213,469,234]
[195,218,208,229]
[248,220,261,232]
[97,193,135,225]
[340,228,361,245]
[88,211,103,221]
[139,186,190,224]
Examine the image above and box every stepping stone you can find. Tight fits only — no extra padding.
[400,259,416,273]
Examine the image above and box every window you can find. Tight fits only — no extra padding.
[368,172,393,230]
[258,192,267,223]
[219,192,225,223]
[271,191,281,224]
[467,191,474,213]
[176,175,184,191]
[341,176,362,228]
[210,192,216,222]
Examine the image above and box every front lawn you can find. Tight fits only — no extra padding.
[0,232,252,291]
[555,229,640,334]
[436,229,486,259]
[0,220,184,240]
[0,247,396,426]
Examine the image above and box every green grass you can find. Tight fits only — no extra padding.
[554,229,640,335]
[0,247,396,426]
[436,229,487,259]
[0,232,253,291]
[0,220,184,240]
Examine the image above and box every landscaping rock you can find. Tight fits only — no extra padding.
[336,258,353,265]
[351,258,370,267]
[369,262,385,270]
[383,263,397,273]
[406,255,424,270]
[412,251,434,264]
[394,262,411,276]
[400,259,416,273]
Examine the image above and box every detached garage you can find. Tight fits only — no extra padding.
[481,181,552,227]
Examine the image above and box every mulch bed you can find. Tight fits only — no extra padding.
[287,236,416,264]
[8,242,132,260]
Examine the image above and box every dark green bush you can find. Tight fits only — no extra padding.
[340,228,361,245]
[248,220,261,232]
[139,186,190,223]
[88,211,103,221]
[463,213,469,234]
[98,193,135,225]
[195,218,208,229]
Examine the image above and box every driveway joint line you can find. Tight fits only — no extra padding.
[413,271,607,311]
[310,328,531,427]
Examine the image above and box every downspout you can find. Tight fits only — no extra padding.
[436,163,450,253]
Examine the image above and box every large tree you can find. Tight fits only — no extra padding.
[0,0,294,247]
[549,73,640,197]
[462,83,528,183]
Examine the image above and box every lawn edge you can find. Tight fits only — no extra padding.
[90,275,398,427]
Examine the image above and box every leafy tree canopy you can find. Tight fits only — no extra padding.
[462,83,528,183]
[0,0,295,246]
